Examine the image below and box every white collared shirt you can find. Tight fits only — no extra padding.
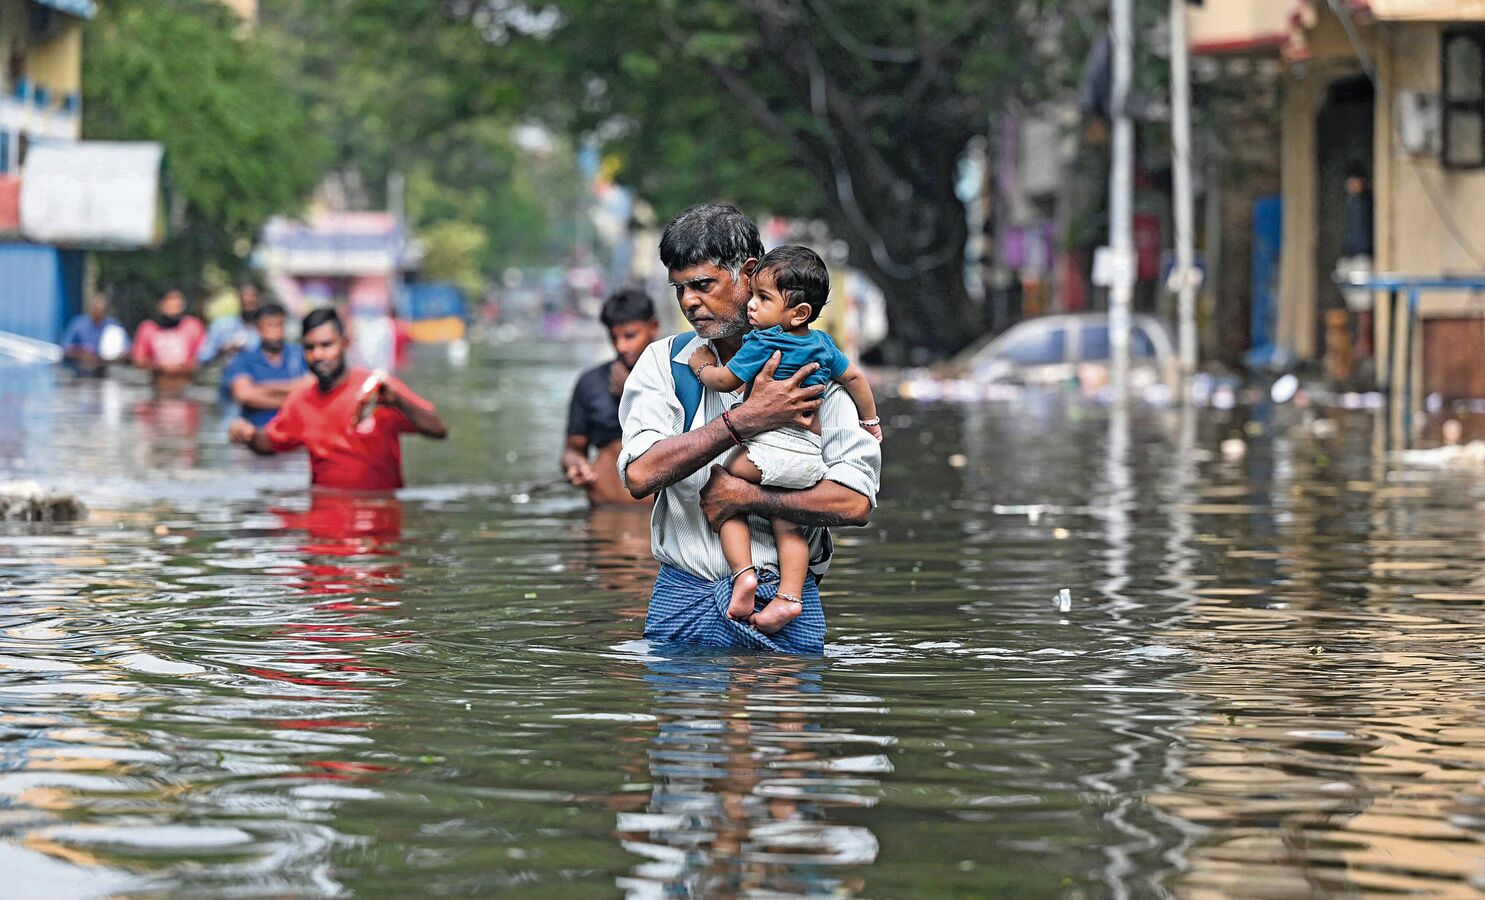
[617,333,882,582]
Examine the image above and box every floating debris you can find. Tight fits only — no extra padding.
[0,481,86,522]
[1053,588,1072,613]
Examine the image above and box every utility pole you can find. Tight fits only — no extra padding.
[1169,0,1199,375]
[1108,0,1136,399]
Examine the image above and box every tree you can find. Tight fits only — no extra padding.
[258,1,1082,357]
[476,0,1075,358]
[83,0,326,319]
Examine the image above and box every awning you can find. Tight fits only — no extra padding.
[20,141,163,249]
[30,0,97,19]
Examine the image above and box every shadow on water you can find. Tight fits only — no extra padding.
[3,344,1485,896]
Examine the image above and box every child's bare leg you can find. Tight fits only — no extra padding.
[751,518,808,634]
[721,449,764,620]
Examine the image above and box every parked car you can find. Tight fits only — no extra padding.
[946,313,1179,388]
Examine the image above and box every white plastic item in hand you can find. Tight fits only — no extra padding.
[354,370,388,434]
[98,324,128,361]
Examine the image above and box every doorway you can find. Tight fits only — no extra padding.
[1313,75,1375,356]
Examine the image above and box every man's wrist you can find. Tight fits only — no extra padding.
[725,403,764,439]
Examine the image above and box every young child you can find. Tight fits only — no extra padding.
[687,245,882,634]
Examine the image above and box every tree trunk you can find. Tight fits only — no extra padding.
[817,150,981,363]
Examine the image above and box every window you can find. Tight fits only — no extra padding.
[994,325,1067,366]
[1080,323,1156,361]
[1443,30,1485,169]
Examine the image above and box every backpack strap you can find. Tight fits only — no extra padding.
[670,334,704,433]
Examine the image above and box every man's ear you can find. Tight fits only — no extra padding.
[740,258,759,278]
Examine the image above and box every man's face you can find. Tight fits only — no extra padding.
[240,286,260,315]
[667,260,755,340]
[87,296,107,322]
[159,291,186,319]
[302,322,347,386]
[257,313,287,352]
[1345,176,1366,196]
[609,319,659,369]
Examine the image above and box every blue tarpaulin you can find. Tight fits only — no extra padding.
[32,0,97,19]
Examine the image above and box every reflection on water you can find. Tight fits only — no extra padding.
[618,656,881,898]
[5,347,1485,896]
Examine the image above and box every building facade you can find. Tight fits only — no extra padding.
[1192,1,1485,408]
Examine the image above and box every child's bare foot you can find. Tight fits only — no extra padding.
[750,592,803,634]
[727,566,758,620]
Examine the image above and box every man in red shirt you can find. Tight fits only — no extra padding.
[132,289,207,392]
[228,308,448,490]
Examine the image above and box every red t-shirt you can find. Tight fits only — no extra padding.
[265,367,434,491]
[132,316,206,369]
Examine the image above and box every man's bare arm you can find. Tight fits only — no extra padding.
[230,375,301,410]
[562,435,596,486]
[228,419,277,455]
[699,466,871,531]
[624,352,824,499]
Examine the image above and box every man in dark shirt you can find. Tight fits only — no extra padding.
[562,289,660,505]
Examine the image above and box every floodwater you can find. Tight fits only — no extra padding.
[4,341,1485,898]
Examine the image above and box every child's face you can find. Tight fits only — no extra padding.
[747,268,811,330]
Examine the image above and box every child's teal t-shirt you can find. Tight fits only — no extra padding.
[725,326,850,388]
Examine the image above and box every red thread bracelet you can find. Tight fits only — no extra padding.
[720,410,744,446]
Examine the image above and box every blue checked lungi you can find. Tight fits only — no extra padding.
[644,563,826,656]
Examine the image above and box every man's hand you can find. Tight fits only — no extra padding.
[565,459,597,487]
[608,358,631,396]
[227,419,256,445]
[700,465,757,533]
[730,352,825,436]
[376,377,400,407]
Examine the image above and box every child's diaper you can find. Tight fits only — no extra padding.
[744,425,828,490]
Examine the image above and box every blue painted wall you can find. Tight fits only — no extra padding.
[0,243,84,343]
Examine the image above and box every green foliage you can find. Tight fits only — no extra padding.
[247,0,1089,352]
[418,220,488,301]
[83,0,326,319]
[258,1,582,279]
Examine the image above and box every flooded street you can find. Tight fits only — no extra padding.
[5,342,1485,898]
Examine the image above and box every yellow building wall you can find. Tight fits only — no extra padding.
[1277,74,1319,359]
[1383,25,1485,296]
[1187,0,1291,52]
[23,18,82,99]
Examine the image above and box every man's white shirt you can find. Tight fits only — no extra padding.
[617,334,881,582]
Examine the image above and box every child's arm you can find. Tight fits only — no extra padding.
[688,345,745,392]
[835,363,882,441]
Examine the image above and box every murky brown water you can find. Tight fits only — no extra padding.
[3,343,1485,898]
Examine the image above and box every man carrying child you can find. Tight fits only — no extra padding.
[617,203,881,655]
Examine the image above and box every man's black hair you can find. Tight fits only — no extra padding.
[1344,160,1369,181]
[257,302,288,320]
[600,288,656,329]
[302,307,345,336]
[658,203,764,273]
[756,245,830,325]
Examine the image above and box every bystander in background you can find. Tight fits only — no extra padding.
[132,289,206,393]
[60,293,130,377]
[222,302,309,426]
[562,289,660,506]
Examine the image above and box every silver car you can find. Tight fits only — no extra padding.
[949,313,1179,388]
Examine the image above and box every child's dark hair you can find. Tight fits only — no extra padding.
[756,245,829,324]
[599,288,656,329]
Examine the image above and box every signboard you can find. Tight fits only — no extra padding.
[20,141,163,248]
